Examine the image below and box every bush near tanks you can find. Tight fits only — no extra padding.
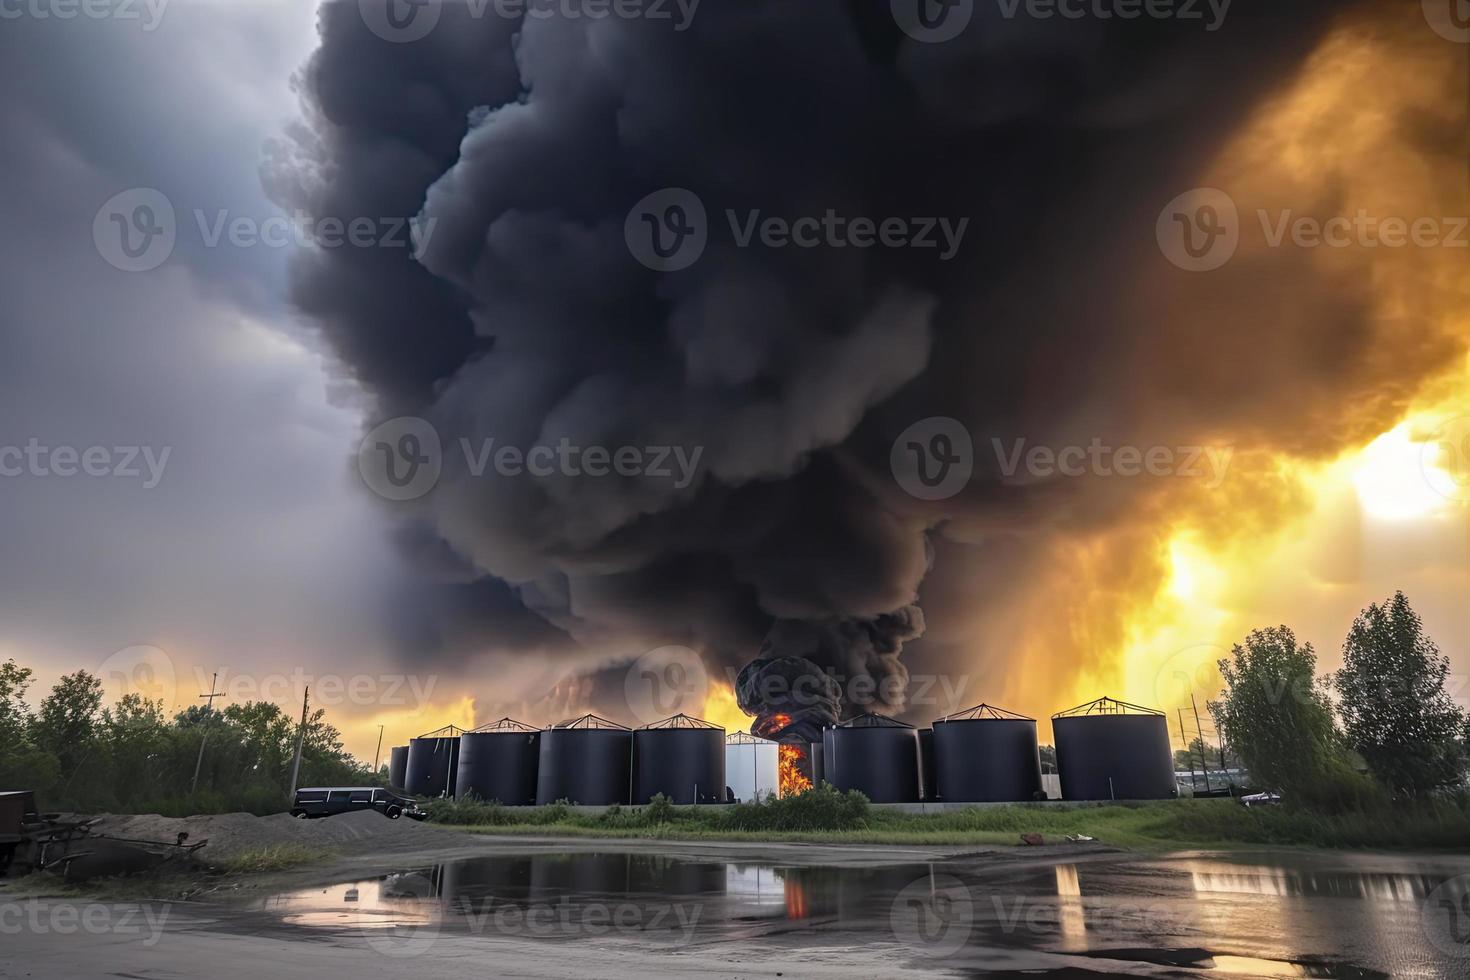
[425,784,873,834]
[0,661,377,815]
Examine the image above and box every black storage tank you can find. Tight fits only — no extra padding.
[808,740,824,788]
[1052,697,1177,801]
[632,714,725,804]
[932,705,1043,802]
[456,718,541,805]
[918,728,938,801]
[403,727,463,798]
[821,713,921,803]
[535,714,632,806]
[388,745,409,790]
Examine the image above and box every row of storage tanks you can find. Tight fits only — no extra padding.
[388,697,1178,806]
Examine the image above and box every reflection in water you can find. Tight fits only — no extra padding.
[1053,864,1087,949]
[260,850,1465,976]
[1190,867,1438,902]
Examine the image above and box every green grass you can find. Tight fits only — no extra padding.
[214,843,334,873]
[424,790,1470,851]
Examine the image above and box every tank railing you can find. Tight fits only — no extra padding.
[1052,696,1165,718]
[938,703,1035,722]
[417,724,468,738]
[467,717,538,733]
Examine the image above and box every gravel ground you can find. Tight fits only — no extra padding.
[84,809,468,862]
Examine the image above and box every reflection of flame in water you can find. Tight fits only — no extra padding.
[1054,864,1087,950]
[779,743,812,796]
[784,878,809,919]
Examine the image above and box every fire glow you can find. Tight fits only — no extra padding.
[778,743,812,797]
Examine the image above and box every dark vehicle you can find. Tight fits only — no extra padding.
[289,787,424,821]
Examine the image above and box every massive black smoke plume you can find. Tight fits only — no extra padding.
[265,0,1456,725]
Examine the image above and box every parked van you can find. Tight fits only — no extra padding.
[290,787,424,820]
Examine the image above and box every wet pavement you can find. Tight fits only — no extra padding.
[254,849,1470,977]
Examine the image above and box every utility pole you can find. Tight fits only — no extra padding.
[1191,693,1213,794]
[190,672,224,795]
[1177,709,1198,796]
[288,686,310,802]
[372,725,385,775]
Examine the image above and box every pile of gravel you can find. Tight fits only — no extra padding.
[88,808,464,861]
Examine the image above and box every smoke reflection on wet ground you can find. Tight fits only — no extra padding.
[260,850,1470,977]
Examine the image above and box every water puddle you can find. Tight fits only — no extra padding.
[257,851,1466,975]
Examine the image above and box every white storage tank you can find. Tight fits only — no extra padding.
[724,732,779,802]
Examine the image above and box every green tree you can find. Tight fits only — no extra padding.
[1334,592,1468,799]
[0,659,61,794]
[1211,626,1358,804]
[0,658,35,745]
[32,670,104,787]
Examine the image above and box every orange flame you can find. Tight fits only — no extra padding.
[778,743,812,796]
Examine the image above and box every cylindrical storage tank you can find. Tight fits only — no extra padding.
[821,713,921,803]
[932,706,1043,803]
[388,746,409,789]
[632,715,725,804]
[404,729,462,799]
[724,733,778,802]
[535,715,632,806]
[808,741,824,789]
[456,719,541,805]
[918,728,938,801]
[1052,698,1176,801]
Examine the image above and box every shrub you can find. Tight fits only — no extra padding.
[720,784,870,832]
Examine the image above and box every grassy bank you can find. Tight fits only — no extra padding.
[422,788,1470,851]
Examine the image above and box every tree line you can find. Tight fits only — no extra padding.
[1212,591,1470,807]
[0,664,377,815]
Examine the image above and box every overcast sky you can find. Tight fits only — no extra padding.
[0,4,421,742]
[2,2,1466,759]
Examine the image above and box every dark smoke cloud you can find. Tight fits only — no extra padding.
[268,0,1402,723]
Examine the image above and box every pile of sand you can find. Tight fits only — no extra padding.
[87,808,466,862]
